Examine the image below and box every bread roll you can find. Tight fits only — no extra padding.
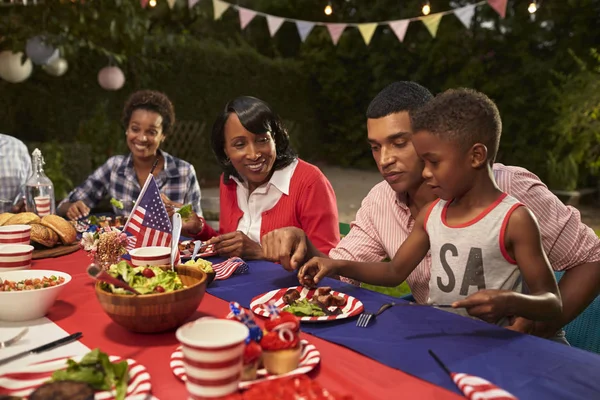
[5,212,41,225]
[40,215,77,245]
[30,223,59,248]
[0,213,14,226]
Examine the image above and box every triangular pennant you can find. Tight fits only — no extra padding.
[357,23,377,45]
[188,0,201,8]
[167,0,176,9]
[389,20,409,42]
[140,0,149,8]
[454,4,476,28]
[296,21,315,42]
[267,15,285,37]
[421,13,443,38]
[238,8,257,30]
[326,23,347,45]
[487,0,508,19]
[212,0,229,20]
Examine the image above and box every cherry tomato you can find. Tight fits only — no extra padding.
[142,268,155,278]
[155,285,165,293]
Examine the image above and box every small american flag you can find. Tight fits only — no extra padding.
[123,176,172,249]
[429,350,517,400]
[213,257,249,280]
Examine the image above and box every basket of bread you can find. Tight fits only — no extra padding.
[0,212,78,258]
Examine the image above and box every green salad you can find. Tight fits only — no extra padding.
[104,261,184,295]
[283,299,326,317]
[51,348,129,400]
[176,203,193,219]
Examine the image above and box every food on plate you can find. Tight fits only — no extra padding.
[242,341,263,381]
[184,258,213,274]
[50,348,129,400]
[30,223,59,248]
[0,275,66,291]
[260,310,301,375]
[40,215,77,245]
[29,380,95,400]
[5,212,40,226]
[242,375,353,400]
[0,212,14,226]
[175,203,193,219]
[282,287,346,317]
[110,198,124,210]
[102,261,184,295]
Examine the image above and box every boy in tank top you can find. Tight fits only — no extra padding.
[299,88,562,326]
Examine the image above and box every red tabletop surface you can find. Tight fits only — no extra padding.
[36,250,461,399]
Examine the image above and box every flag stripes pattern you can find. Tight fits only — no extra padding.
[452,373,518,400]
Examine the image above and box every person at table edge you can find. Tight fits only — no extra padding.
[57,90,203,220]
[262,81,600,342]
[0,133,32,213]
[176,96,339,259]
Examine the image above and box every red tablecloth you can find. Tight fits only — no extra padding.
[36,251,460,399]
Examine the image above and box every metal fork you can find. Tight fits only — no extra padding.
[0,328,29,349]
[356,302,454,327]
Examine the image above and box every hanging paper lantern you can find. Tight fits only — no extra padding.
[43,57,69,77]
[25,36,59,65]
[0,51,33,83]
[97,66,125,90]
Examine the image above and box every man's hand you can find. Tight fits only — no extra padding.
[261,227,309,272]
[66,200,90,220]
[207,231,263,259]
[297,257,340,287]
[452,289,514,323]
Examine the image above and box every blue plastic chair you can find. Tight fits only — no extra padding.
[555,271,600,354]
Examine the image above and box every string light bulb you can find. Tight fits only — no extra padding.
[324,1,333,16]
[149,0,157,7]
[527,1,538,14]
[422,1,431,16]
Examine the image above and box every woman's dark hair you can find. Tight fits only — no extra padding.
[122,90,176,136]
[211,96,297,182]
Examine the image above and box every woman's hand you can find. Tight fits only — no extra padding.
[452,289,514,323]
[65,201,90,220]
[160,193,204,237]
[206,231,263,259]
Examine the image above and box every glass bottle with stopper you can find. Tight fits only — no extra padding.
[25,148,56,216]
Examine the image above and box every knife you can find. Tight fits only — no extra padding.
[0,332,83,367]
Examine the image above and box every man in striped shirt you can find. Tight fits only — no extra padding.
[262,81,600,341]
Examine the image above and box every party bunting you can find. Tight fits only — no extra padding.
[188,0,201,9]
[421,14,443,38]
[296,21,315,42]
[487,0,508,19]
[212,0,229,20]
[239,8,257,30]
[389,20,410,43]
[454,5,476,29]
[266,15,285,37]
[326,24,346,45]
[358,23,377,46]
[167,0,176,10]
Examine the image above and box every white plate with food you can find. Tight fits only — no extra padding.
[178,240,217,258]
[250,286,364,322]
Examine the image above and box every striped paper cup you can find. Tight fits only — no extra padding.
[0,224,31,245]
[129,246,171,267]
[34,195,51,216]
[176,318,249,399]
[0,244,34,271]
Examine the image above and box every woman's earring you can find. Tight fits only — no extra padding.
[224,157,231,165]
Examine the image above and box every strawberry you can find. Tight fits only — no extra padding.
[243,341,262,364]
[264,311,300,333]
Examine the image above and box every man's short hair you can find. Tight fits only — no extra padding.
[366,81,433,119]
[410,88,502,161]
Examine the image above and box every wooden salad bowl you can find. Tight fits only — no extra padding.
[95,264,208,333]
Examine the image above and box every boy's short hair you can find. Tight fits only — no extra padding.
[366,81,433,119]
[410,88,502,161]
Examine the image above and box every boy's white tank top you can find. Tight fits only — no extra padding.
[424,193,524,325]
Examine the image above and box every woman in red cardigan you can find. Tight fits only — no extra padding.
[179,96,340,259]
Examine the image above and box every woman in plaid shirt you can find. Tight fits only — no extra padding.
[58,90,202,219]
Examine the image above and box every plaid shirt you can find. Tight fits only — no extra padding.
[59,150,203,216]
[0,134,32,213]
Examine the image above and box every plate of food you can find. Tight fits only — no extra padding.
[250,286,364,322]
[0,348,151,400]
[178,240,217,259]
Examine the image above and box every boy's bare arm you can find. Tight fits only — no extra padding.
[504,207,562,321]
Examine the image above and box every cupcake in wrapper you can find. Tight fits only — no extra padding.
[227,302,263,381]
[260,304,301,375]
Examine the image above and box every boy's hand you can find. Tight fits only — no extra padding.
[452,289,514,323]
[298,257,338,287]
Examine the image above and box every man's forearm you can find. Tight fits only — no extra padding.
[556,261,600,326]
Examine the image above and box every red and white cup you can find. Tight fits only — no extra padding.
[0,244,34,271]
[0,225,31,245]
[176,318,249,399]
[34,196,51,216]
[129,246,171,267]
